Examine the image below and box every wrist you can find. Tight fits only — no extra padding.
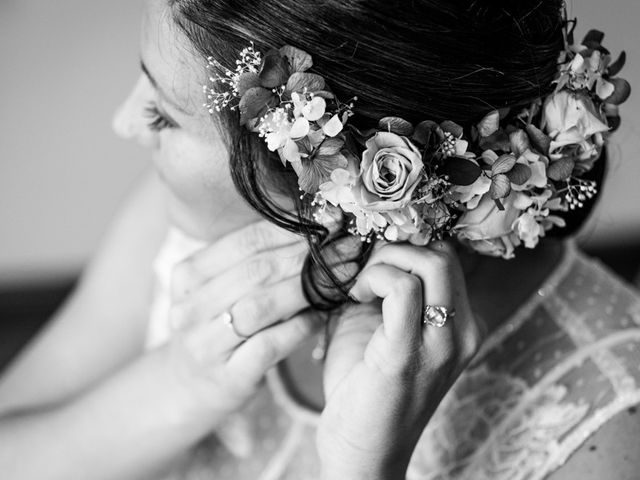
[320,460,407,480]
[148,343,221,431]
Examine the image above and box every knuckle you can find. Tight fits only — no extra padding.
[236,295,273,333]
[253,334,279,363]
[245,257,274,285]
[169,301,194,330]
[392,273,422,298]
[242,222,271,254]
[426,250,451,273]
[171,260,198,298]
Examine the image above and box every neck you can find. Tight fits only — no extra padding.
[459,238,566,336]
[166,192,264,243]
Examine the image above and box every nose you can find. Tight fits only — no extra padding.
[112,75,157,148]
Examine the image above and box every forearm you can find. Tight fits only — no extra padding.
[0,347,214,480]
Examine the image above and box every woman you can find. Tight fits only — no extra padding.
[0,1,638,479]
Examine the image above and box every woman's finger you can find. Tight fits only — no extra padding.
[349,264,423,353]
[171,220,303,299]
[368,241,477,360]
[229,275,309,338]
[173,274,311,356]
[170,242,307,330]
[227,311,323,386]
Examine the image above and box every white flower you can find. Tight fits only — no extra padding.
[455,192,530,259]
[543,91,609,162]
[512,149,548,191]
[355,132,424,212]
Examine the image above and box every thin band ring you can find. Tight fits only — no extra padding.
[220,310,250,340]
[423,305,456,328]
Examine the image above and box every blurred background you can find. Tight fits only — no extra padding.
[1,0,639,367]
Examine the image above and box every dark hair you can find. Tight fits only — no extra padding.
[169,0,602,308]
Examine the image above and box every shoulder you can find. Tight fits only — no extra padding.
[546,404,640,480]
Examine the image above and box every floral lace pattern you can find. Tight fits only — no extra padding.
[147,238,640,480]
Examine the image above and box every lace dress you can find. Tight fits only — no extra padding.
[147,229,640,480]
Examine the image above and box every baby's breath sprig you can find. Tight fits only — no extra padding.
[203,42,262,114]
[558,177,598,210]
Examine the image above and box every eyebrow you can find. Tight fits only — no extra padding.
[140,60,192,115]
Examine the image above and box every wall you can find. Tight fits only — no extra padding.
[0,0,639,284]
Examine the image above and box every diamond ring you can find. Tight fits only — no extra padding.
[423,305,456,328]
[220,310,250,340]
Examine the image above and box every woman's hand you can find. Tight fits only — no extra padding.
[317,241,483,480]
[161,220,320,425]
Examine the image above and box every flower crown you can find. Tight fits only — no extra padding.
[203,21,629,259]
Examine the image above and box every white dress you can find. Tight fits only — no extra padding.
[146,230,640,480]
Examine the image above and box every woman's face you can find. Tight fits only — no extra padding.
[112,0,260,239]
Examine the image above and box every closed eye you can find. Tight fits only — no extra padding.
[144,104,178,132]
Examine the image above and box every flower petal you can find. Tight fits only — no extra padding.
[547,158,575,181]
[604,78,631,105]
[492,154,517,175]
[525,124,551,155]
[286,72,325,94]
[237,72,262,97]
[302,96,326,121]
[477,110,500,137]
[279,45,313,72]
[317,137,345,156]
[259,51,290,88]
[290,117,310,139]
[298,153,348,193]
[238,87,276,125]
[378,117,414,136]
[505,163,532,186]
[322,115,344,137]
[596,78,615,100]
[440,157,482,186]
[489,174,511,200]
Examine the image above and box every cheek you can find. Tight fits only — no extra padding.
[153,130,237,208]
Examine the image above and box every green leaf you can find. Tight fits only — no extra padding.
[378,117,414,136]
[608,51,626,77]
[491,154,517,175]
[238,87,276,125]
[547,158,575,181]
[286,72,325,94]
[259,51,290,88]
[505,163,532,185]
[236,72,261,97]
[279,46,313,72]
[440,120,463,138]
[316,137,345,156]
[412,120,438,146]
[582,29,605,48]
[489,174,511,200]
[525,124,551,155]
[604,78,631,105]
[440,157,482,186]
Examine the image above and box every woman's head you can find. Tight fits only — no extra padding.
[117,0,603,308]
[112,0,264,239]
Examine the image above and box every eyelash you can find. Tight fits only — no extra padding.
[144,104,177,132]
